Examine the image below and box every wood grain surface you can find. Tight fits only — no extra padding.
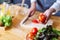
[0,5,60,40]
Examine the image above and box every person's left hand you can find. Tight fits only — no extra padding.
[43,9,52,24]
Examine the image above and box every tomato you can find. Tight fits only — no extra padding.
[32,19,39,23]
[39,13,46,23]
[39,13,44,16]
[26,28,38,40]
[31,28,38,35]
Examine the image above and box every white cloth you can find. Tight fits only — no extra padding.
[50,0,60,12]
[50,0,60,14]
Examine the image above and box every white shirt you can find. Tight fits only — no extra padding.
[31,0,60,12]
[31,0,36,3]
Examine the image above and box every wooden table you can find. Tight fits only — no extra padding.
[0,5,60,40]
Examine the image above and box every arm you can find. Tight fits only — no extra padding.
[28,0,36,17]
[45,0,60,16]
[30,0,36,10]
[44,0,60,23]
[50,0,60,12]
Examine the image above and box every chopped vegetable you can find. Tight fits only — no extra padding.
[31,28,38,35]
[32,13,47,24]
[26,25,60,40]
[32,19,39,24]
[52,38,58,40]
[34,25,60,40]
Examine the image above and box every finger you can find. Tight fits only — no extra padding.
[44,14,50,24]
[28,10,33,17]
[30,11,35,16]
[44,19,48,24]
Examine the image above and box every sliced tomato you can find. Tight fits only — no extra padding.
[31,28,38,35]
[39,13,46,23]
[32,19,39,23]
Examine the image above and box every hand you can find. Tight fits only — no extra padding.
[28,7,36,17]
[43,9,52,24]
[44,8,56,24]
[28,2,36,17]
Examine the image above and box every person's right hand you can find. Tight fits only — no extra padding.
[43,8,56,24]
[28,7,36,17]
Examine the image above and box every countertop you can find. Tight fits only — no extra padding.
[0,5,60,40]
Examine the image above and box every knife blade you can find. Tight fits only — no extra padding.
[21,13,30,24]
[23,16,29,24]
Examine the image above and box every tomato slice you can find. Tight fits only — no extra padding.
[32,19,39,23]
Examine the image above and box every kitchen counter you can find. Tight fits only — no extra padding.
[0,5,60,40]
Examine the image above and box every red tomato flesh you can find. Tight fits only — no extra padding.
[39,13,46,23]
[26,28,38,40]
[32,19,39,23]
[31,28,38,35]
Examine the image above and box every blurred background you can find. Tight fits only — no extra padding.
[0,0,60,16]
[0,0,31,8]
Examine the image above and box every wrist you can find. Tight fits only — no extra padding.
[48,8,56,14]
[30,7,36,10]
[31,2,36,9]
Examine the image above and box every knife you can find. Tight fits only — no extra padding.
[20,13,30,24]
[23,16,29,24]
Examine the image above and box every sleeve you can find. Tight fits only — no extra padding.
[50,0,60,15]
[31,0,36,3]
[50,0,60,12]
